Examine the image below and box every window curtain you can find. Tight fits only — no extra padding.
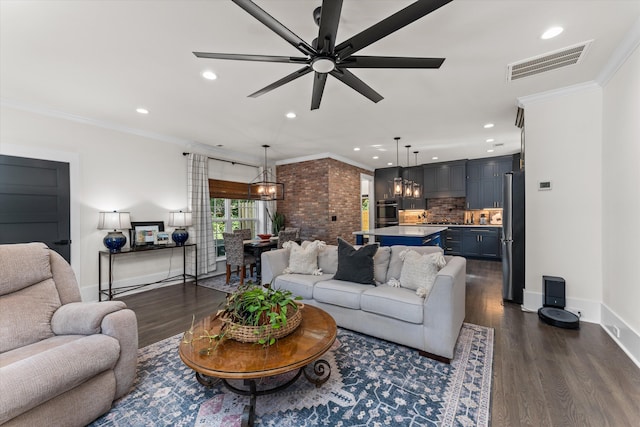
[188,153,216,275]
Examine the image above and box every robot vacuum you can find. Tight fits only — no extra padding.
[538,306,580,329]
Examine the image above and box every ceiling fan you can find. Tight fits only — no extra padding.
[194,0,452,110]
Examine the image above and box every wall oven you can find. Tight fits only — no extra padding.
[375,200,399,228]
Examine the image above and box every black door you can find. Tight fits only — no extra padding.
[0,155,71,262]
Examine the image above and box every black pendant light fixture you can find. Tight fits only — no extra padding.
[413,151,421,198]
[393,137,403,196]
[248,145,284,200]
[404,144,413,198]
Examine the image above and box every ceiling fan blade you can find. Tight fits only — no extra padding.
[340,56,445,68]
[316,0,343,54]
[232,0,316,56]
[311,72,328,110]
[248,66,312,98]
[329,69,383,103]
[193,52,308,64]
[335,0,453,59]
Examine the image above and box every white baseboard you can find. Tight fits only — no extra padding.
[601,304,640,369]
[522,290,601,323]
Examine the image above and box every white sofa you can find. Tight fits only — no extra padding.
[261,244,466,363]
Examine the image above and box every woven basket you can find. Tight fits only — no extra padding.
[222,302,303,343]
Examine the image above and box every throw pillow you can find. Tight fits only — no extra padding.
[282,240,325,275]
[333,238,378,285]
[399,249,447,298]
[373,246,391,285]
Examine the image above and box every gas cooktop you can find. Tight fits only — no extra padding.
[423,222,463,225]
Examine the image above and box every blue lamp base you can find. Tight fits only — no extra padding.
[103,231,127,253]
[172,228,189,246]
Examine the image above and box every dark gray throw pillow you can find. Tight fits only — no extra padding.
[333,237,378,285]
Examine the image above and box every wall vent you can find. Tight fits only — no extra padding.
[507,40,593,82]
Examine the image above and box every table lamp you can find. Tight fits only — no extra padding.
[98,211,132,253]
[168,211,192,246]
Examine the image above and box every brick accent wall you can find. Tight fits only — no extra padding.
[277,158,370,245]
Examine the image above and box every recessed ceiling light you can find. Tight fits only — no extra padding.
[387,162,393,166]
[432,156,438,160]
[202,70,217,80]
[371,144,382,148]
[486,138,494,143]
[285,112,296,119]
[353,147,360,151]
[136,107,149,114]
[541,26,563,40]
[483,123,494,129]
[377,148,387,152]
[372,156,379,160]
[487,149,495,153]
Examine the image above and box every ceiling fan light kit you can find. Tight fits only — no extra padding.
[194,0,451,110]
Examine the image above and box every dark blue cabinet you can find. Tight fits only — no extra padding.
[460,228,501,259]
[423,160,466,199]
[375,167,402,201]
[466,156,513,209]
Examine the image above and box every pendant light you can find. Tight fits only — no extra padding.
[413,151,421,198]
[404,145,413,198]
[393,137,403,196]
[248,145,284,200]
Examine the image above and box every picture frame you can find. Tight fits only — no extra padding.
[130,221,164,247]
[155,231,170,245]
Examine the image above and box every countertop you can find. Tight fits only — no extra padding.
[399,223,502,228]
[353,225,447,237]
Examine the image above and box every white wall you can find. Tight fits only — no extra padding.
[601,44,640,359]
[520,84,603,321]
[0,106,189,301]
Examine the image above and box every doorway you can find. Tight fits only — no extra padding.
[0,155,71,262]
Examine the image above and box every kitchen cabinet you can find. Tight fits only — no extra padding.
[400,166,425,210]
[374,167,402,202]
[423,160,466,199]
[466,156,513,209]
[443,227,463,255]
[461,228,501,258]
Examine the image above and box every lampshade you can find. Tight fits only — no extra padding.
[97,211,132,230]
[168,211,193,228]
[248,145,285,201]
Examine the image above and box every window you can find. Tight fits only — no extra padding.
[211,198,260,258]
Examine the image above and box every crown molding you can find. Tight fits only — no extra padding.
[276,152,374,171]
[597,15,640,86]
[516,81,601,107]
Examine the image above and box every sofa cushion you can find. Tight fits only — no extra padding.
[373,246,391,285]
[386,245,444,283]
[0,242,52,295]
[361,286,424,324]
[314,279,371,309]
[0,334,120,424]
[273,273,334,300]
[399,249,447,298]
[333,238,377,285]
[0,279,61,353]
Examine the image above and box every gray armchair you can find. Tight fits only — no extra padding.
[0,243,138,426]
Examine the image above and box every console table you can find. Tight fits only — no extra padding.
[98,244,197,301]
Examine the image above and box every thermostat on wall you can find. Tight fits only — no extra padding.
[538,181,552,191]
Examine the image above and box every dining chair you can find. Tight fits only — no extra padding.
[277,229,298,249]
[284,227,300,240]
[223,232,256,285]
[234,228,252,240]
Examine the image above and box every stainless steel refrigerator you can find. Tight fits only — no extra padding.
[502,171,525,304]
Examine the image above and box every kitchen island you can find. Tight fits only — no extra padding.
[354,225,447,247]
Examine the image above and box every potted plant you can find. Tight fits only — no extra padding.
[266,207,285,235]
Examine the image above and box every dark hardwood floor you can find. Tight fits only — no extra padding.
[118,260,640,426]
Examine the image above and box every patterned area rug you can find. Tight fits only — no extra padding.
[197,273,258,294]
[90,323,493,426]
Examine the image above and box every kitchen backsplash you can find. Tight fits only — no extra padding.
[400,196,503,225]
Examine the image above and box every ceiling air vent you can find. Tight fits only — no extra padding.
[507,40,593,82]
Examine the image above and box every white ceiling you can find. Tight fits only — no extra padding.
[2,0,639,169]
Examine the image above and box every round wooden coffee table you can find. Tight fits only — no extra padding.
[179,304,337,427]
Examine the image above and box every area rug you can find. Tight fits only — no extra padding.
[197,273,257,294]
[90,324,493,427]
